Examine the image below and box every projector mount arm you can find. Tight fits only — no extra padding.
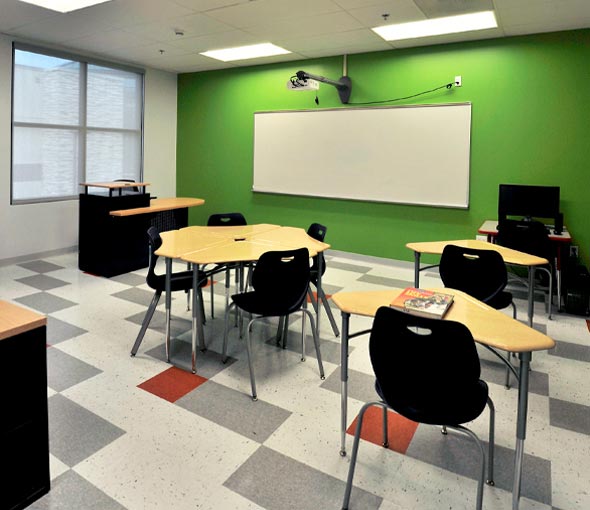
[295,70,352,104]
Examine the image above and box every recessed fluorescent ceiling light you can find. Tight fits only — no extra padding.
[372,10,497,41]
[18,0,112,13]
[201,43,290,62]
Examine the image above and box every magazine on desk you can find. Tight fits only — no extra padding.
[390,288,454,319]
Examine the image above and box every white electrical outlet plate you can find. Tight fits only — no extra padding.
[455,75,462,87]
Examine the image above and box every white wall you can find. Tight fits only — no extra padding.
[0,35,177,262]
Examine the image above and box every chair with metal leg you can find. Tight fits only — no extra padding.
[130,226,208,357]
[205,212,248,318]
[439,244,517,387]
[222,248,325,401]
[342,306,495,510]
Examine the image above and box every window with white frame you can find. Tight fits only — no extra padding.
[12,45,143,203]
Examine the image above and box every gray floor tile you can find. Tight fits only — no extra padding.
[30,470,126,510]
[17,260,64,274]
[550,398,590,435]
[177,381,291,443]
[358,273,414,288]
[548,340,590,362]
[145,339,237,378]
[47,347,102,392]
[224,446,382,510]
[407,425,552,505]
[16,274,70,291]
[109,272,146,287]
[480,358,549,396]
[274,328,346,366]
[329,260,373,273]
[15,292,77,314]
[48,394,125,467]
[112,287,163,307]
[47,316,87,345]
[321,368,379,405]
[125,309,191,338]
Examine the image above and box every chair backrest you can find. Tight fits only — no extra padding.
[207,212,247,226]
[252,248,311,312]
[369,306,482,417]
[497,219,553,261]
[307,223,327,278]
[439,245,508,303]
[145,226,162,289]
[114,178,139,192]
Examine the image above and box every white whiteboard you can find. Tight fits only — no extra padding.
[253,103,471,208]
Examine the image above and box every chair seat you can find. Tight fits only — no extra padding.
[151,270,207,293]
[375,379,489,426]
[486,290,513,311]
[232,290,305,317]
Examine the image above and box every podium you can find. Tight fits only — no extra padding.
[79,182,152,277]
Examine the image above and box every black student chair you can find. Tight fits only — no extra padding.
[342,306,495,510]
[275,223,339,347]
[439,244,516,387]
[130,227,208,357]
[222,248,325,401]
[205,213,248,318]
[497,219,554,317]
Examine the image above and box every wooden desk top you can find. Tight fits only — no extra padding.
[331,288,555,353]
[109,197,205,217]
[156,225,329,264]
[0,301,46,341]
[80,181,150,189]
[478,220,572,242]
[406,239,549,266]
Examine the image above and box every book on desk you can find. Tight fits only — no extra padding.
[390,287,454,319]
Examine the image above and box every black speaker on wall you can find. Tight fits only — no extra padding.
[554,212,563,235]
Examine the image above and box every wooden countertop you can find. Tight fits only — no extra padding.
[109,197,205,217]
[0,301,46,341]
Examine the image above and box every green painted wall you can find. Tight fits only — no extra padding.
[177,29,590,266]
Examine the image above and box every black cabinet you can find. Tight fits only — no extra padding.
[0,304,49,510]
[78,192,151,277]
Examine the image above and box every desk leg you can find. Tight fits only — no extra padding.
[527,267,535,328]
[414,252,421,287]
[512,351,531,510]
[316,254,323,338]
[191,265,206,374]
[340,312,350,457]
[165,257,172,363]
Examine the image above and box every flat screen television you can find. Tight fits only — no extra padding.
[498,184,560,223]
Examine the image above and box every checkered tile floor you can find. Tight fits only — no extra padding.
[2,250,589,510]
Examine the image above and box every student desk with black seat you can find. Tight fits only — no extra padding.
[406,239,550,327]
[331,288,555,510]
[156,225,330,374]
[478,220,572,311]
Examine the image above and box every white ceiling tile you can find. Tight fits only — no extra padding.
[168,30,262,53]
[277,29,389,54]
[8,8,114,43]
[346,1,426,27]
[0,0,589,72]
[0,0,57,30]
[63,29,149,53]
[205,0,343,28]
[123,13,234,43]
[243,11,364,40]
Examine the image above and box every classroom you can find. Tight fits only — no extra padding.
[0,1,589,510]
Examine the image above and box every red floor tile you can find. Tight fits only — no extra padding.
[346,405,419,454]
[138,366,207,403]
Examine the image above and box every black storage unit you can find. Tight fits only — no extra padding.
[79,191,151,277]
[563,260,590,316]
[0,304,49,510]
